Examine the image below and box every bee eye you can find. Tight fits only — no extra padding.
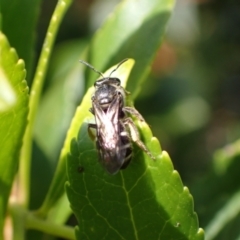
[113,78,121,86]
[94,81,101,87]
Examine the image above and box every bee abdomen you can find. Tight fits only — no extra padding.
[119,131,132,169]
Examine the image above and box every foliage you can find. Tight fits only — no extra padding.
[5,0,240,239]
[0,32,29,236]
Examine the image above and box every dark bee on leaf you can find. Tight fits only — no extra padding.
[80,59,155,174]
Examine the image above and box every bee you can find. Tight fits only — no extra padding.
[80,59,155,174]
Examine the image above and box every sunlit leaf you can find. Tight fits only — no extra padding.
[86,0,175,99]
[0,32,29,234]
[0,66,16,112]
[66,121,204,239]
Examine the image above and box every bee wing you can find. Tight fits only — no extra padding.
[93,95,127,174]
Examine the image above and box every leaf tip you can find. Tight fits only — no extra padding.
[151,136,162,155]
[183,186,190,194]
[9,48,18,60]
[17,59,26,68]
[195,228,205,240]
[161,150,169,159]
[20,80,29,94]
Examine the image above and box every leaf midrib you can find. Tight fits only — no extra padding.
[120,171,139,240]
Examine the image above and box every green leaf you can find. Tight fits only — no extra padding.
[34,40,87,162]
[66,121,204,239]
[38,59,135,217]
[0,32,29,236]
[193,139,240,239]
[33,41,87,224]
[0,66,17,112]
[19,0,73,208]
[86,0,175,98]
[65,58,203,239]
[39,0,175,217]
[0,0,42,80]
[205,190,240,240]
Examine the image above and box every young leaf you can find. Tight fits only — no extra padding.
[0,32,29,235]
[86,0,175,99]
[66,121,204,239]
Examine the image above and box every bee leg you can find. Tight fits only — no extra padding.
[88,123,97,141]
[123,107,145,121]
[123,118,155,160]
[89,107,94,114]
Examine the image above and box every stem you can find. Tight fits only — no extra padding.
[10,204,26,240]
[9,204,75,240]
[19,0,73,208]
[26,212,75,240]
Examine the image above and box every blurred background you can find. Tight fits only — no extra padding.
[3,0,240,239]
[35,0,240,177]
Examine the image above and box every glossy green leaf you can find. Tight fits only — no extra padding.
[86,0,175,99]
[0,32,29,235]
[66,121,204,239]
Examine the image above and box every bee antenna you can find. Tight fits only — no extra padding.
[79,60,105,78]
[108,58,129,78]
